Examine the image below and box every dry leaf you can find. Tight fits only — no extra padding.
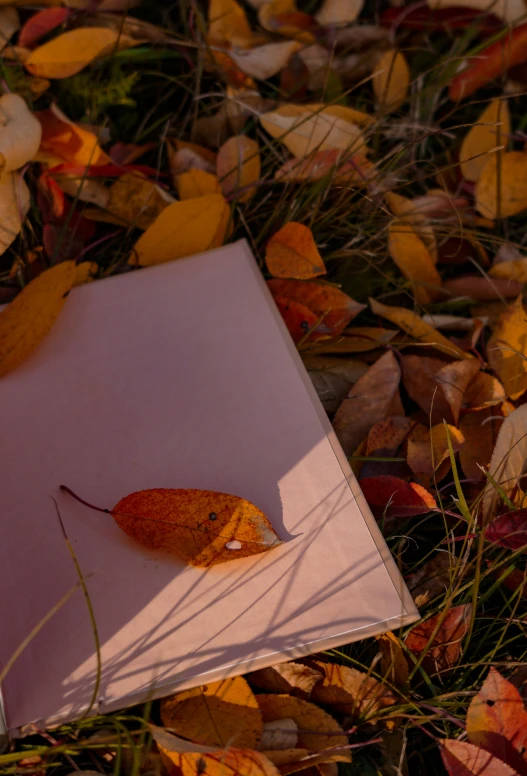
[485,510,527,551]
[260,104,365,159]
[208,0,253,47]
[107,173,173,230]
[407,552,456,608]
[247,662,323,699]
[333,350,402,456]
[130,194,229,267]
[19,7,69,49]
[266,223,325,279]
[310,661,395,720]
[160,676,262,749]
[385,191,437,261]
[373,49,410,110]
[275,148,374,187]
[406,604,472,674]
[217,135,260,201]
[476,152,527,219]
[0,261,75,378]
[388,219,442,305]
[401,355,455,424]
[436,358,481,424]
[74,261,97,285]
[482,404,527,521]
[61,485,282,567]
[464,372,506,410]
[0,93,41,174]
[26,27,138,79]
[460,99,510,183]
[230,41,301,80]
[308,360,368,414]
[366,415,414,456]
[37,104,109,167]
[490,257,527,284]
[407,423,464,480]
[260,719,298,751]
[360,475,437,519]
[459,409,496,482]
[157,732,280,776]
[310,327,396,354]
[376,632,409,687]
[442,275,522,302]
[315,0,364,25]
[0,6,19,50]
[441,739,519,776]
[369,298,470,359]
[167,139,216,177]
[176,169,222,200]
[487,296,527,400]
[421,314,488,332]
[428,0,526,22]
[261,749,310,767]
[0,171,30,256]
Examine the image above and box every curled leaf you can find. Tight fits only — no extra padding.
[37,104,109,167]
[482,405,527,521]
[266,223,325,279]
[376,632,409,688]
[0,171,30,256]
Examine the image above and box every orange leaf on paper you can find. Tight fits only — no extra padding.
[130,194,229,267]
[466,667,527,774]
[266,223,325,279]
[160,676,262,749]
[476,151,527,219]
[36,104,109,167]
[388,219,442,305]
[217,135,260,202]
[107,173,173,230]
[25,27,137,79]
[407,423,464,480]
[406,604,472,674]
[310,661,395,720]
[460,99,510,183]
[61,485,282,567]
[487,296,527,400]
[333,350,402,456]
[176,169,221,200]
[0,261,75,378]
[441,739,520,776]
[247,662,323,699]
[369,298,470,359]
[373,49,410,111]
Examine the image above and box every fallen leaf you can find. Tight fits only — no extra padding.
[373,49,410,110]
[476,152,527,219]
[464,372,506,410]
[0,261,75,378]
[407,423,465,480]
[266,223,325,279]
[405,604,472,674]
[360,475,437,519]
[310,661,395,720]
[333,350,402,456]
[490,257,527,285]
[229,40,301,80]
[485,511,527,551]
[0,93,41,174]
[385,191,437,261]
[0,171,30,256]
[157,731,280,776]
[401,355,456,424]
[407,552,456,608]
[422,314,488,332]
[388,220,442,305]
[441,738,520,776]
[260,719,298,751]
[487,297,527,400]
[208,0,253,47]
[74,261,97,285]
[130,194,229,266]
[258,1,316,43]
[267,278,365,343]
[370,298,469,359]
[466,667,527,775]
[450,22,527,101]
[459,409,496,482]
[483,405,527,521]
[256,694,350,762]
[308,360,368,414]
[460,99,510,183]
[167,139,216,177]
[309,327,396,354]
[160,677,262,749]
[19,7,68,48]
[25,27,138,79]
[436,358,481,424]
[260,104,365,159]
[376,632,409,687]
[275,149,374,187]
[217,135,260,201]
[442,275,522,301]
[61,485,282,567]
[107,173,173,230]
[428,0,526,23]
[315,0,364,25]
[176,169,222,200]
[247,662,324,699]
[261,748,309,768]
[0,6,18,50]
[37,104,109,167]
[366,415,414,456]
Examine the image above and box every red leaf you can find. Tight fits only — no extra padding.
[271,294,328,343]
[441,739,520,776]
[450,23,527,101]
[485,511,527,551]
[406,605,472,674]
[37,172,65,222]
[360,475,436,519]
[19,7,70,49]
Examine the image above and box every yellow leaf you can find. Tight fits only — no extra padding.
[476,151,527,218]
[487,296,527,400]
[25,27,137,79]
[160,676,262,749]
[107,173,172,230]
[260,104,365,158]
[258,1,316,44]
[460,99,510,182]
[369,298,470,359]
[384,191,437,261]
[208,0,253,47]
[266,222,325,279]
[376,632,409,688]
[489,257,527,284]
[217,135,260,202]
[373,49,410,111]
[176,169,221,200]
[129,194,229,267]
[74,261,97,285]
[388,220,442,305]
[0,261,75,377]
[407,423,464,479]
[310,661,396,720]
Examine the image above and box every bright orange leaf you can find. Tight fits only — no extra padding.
[266,223,325,280]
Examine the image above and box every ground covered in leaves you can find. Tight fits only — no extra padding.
[1,1,527,775]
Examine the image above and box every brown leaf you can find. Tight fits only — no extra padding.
[407,423,465,480]
[366,415,414,457]
[308,327,396,354]
[247,662,323,699]
[406,552,457,608]
[106,173,172,230]
[401,355,455,424]
[160,677,262,749]
[217,135,260,202]
[441,739,520,776]
[208,0,253,47]
[315,0,364,25]
[266,223,325,279]
[487,296,527,400]
[388,219,442,304]
[436,358,481,424]
[459,409,496,482]
[376,632,409,688]
[333,350,402,456]
[406,604,472,675]
[308,360,368,415]
[442,275,522,302]
[229,41,302,80]
[482,404,527,521]
[260,719,299,751]
[464,372,506,410]
[310,661,396,720]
